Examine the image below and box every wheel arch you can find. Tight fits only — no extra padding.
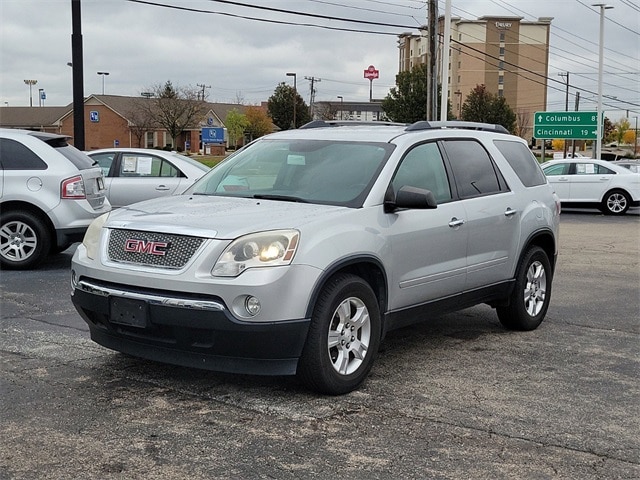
[521,228,557,274]
[0,201,56,250]
[305,255,388,329]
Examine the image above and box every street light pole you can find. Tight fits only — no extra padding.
[97,71,109,94]
[286,72,297,129]
[23,79,37,107]
[337,96,343,120]
[592,4,613,159]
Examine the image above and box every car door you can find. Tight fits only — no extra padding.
[542,162,572,201]
[569,162,614,202]
[441,139,520,290]
[386,141,468,310]
[108,152,183,208]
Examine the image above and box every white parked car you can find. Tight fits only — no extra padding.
[86,148,210,208]
[542,158,640,215]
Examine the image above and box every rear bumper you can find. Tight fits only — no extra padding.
[71,278,310,375]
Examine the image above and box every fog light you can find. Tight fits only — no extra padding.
[70,269,77,292]
[245,296,261,316]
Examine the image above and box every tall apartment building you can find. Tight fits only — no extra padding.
[398,16,552,139]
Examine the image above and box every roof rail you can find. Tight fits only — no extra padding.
[405,121,509,134]
[299,120,406,129]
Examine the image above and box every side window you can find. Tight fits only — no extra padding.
[597,164,615,175]
[443,140,505,198]
[89,152,115,176]
[392,142,452,204]
[159,160,179,177]
[120,154,168,177]
[574,163,614,175]
[493,140,547,187]
[0,138,47,170]
[543,163,570,176]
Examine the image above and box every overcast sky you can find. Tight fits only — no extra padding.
[1,0,638,122]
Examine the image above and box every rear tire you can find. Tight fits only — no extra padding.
[297,273,381,395]
[600,189,630,215]
[0,211,51,270]
[497,246,552,331]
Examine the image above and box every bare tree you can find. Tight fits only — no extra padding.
[515,108,532,140]
[126,98,158,147]
[141,81,208,148]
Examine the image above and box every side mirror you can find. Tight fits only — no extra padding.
[384,185,438,212]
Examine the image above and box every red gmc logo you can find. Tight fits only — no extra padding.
[124,239,170,256]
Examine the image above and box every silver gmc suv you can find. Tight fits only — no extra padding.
[0,129,111,269]
[71,121,560,394]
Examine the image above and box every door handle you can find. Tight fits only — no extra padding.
[448,218,465,228]
[505,208,517,217]
[156,185,171,191]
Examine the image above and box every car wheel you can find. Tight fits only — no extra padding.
[297,273,381,395]
[0,211,51,270]
[601,189,630,215]
[497,246,552,331]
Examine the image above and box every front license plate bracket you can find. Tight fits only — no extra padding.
[110,297,148,328]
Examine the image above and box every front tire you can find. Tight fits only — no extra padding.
[0,211,51,270]
[297,273,381,395]
[601,189,630,215]
[497,246,552,331]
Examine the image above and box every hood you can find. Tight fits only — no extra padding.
[104,194,348,239]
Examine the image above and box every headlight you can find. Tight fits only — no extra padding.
[83,213,110,260]
[212,230,299,277]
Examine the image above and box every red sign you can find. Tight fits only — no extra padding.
[364,65,379,80]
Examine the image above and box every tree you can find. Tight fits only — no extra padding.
[225,109,249,149]
[612,118,630,145]
[460,85,517,133]
[245,106,273,141]
[622,128,636,146]
[141,81,208,147]
[381,63,452,123]
[126,98,158,147]
[267,82,310,130]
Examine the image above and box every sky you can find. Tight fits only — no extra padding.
[1,0,639,123]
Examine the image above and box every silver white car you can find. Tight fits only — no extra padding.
[71,121,560,394]
[542,158,640,215]
[86,148,210,208]
[0,128,110,269]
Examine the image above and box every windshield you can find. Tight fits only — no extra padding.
[186,139,394,207]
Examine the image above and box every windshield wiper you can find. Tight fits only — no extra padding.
[252,194,309,203]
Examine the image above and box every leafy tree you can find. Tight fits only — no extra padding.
[267,82,310,130]
[613,118,630,145]
[225,109,249,148]
[603,117,615,143]
[622,128,636,146]
[245,106,273,141]
[460,84,517,133]
[382,63,452,123]
[141,81,208,147]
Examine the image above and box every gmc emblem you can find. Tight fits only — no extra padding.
[124,239,170,256]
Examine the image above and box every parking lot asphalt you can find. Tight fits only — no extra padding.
[1,211,639,479]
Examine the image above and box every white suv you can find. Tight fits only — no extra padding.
[71,121,560,394]
[0,129,111,269]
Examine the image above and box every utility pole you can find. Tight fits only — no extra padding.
[196,83,211,101]
[71,0,85,151]
[427,0,438,121]
[305,76,321,119]
[572,91,580,157]
[558,72,570,157]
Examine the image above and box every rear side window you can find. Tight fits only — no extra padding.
[54,144,97,170]
[494,140,547,187]
[0,138,47,170]
[442,139,507,198]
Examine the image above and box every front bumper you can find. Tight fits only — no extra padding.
[72,278,310,375]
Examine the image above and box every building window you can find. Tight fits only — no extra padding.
[500,32,505,42]
[499,60,504,70]
[498,90,504,97]
[498,75,504,85]
[499,47,505,56]
[146,132,154,148]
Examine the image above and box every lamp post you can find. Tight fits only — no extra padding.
[592,3,613,159]
[337,96,343,120]
[23,79,37,107]
[634,116,638,157]
[97,71,109,95]
[286,72,297,129]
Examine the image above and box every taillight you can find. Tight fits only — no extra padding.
[61,175,86,199]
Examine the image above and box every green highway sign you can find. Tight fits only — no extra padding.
[533,111,600,140]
